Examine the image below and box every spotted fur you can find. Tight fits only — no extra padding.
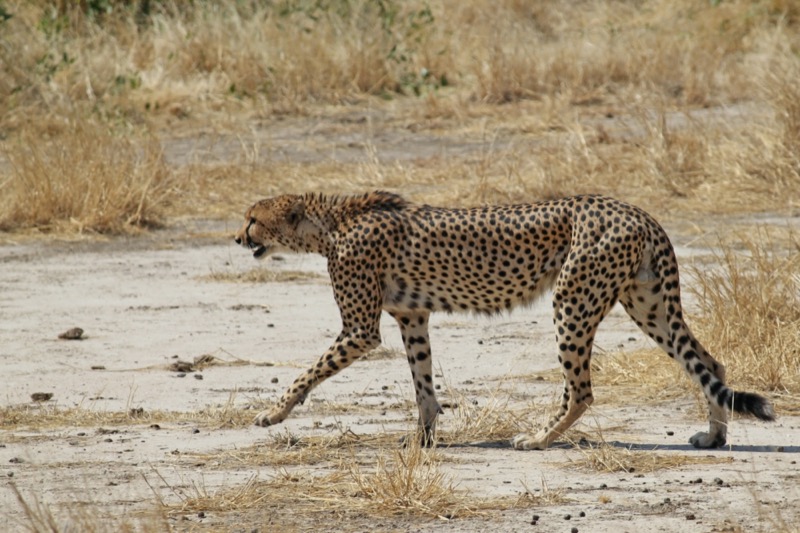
[234,192,775,449]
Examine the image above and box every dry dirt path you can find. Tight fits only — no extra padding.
[1,221,798,532]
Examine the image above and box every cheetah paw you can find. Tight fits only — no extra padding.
[689,431,726,449]
[254,409,284,427]
[511,433,548,450]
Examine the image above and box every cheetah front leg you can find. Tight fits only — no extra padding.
[391,311,442,446]
[254,326,381,426]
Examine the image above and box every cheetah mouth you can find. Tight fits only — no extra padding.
[251,243,269,259]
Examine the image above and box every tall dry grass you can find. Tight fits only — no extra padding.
[3,0,797,124]
[689,231,800,404]
[0,0,798,228]
[0,118,174,233]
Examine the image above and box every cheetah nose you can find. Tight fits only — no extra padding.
[234,236,242,245]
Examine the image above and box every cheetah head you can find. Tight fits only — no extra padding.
[234,196,305,260]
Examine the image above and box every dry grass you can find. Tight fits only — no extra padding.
[347,442,476,519]
[190,428,404,468]
[199,266,324,283]
[0,398,255,432]
[438,388,543,444]
[0,118,175,234]
[592,349,701,405]
[3,0,798,123]
[559,423,734,474]
[688,230,800,412]
[10,483,168,533]
[167,440,505,521]
[565,440,734,474]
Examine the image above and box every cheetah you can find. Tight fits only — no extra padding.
[234,192,774,450]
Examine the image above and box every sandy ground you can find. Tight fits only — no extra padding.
[1,218,799,532]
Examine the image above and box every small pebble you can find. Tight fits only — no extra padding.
[271,377,279,384]
[714,477,723,486]
[198,511,205,518]
[176,372,186,378]
[192,428,200,434]
[571,528,579,533]
[564,514,571,520]
[58,327,84,340]
[194,373,203,380]
[666,430,674,436]
[579,511,586,517]
[686,513,696,520]
[31,392,53,402]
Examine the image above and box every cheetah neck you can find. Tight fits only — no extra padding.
[290,193,348,256]
[295,192,403,257]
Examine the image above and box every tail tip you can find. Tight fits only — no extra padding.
[732,391,775,422]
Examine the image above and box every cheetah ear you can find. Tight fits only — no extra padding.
[286,199,305,228]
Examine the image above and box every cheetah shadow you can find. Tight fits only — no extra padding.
[445,440,800,453]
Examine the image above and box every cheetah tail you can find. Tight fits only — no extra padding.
[730,391,776,422]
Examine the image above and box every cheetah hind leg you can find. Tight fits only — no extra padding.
[511,386,593,450]
[511,319,598,450]
[512,264,614,450]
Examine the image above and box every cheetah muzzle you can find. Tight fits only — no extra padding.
[234,191,776,450]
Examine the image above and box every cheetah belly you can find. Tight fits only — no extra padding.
[382,262,557,315]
